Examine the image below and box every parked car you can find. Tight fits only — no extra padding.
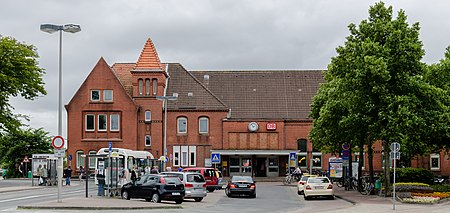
[216,170,224,189]
[297,174,317,195]
[225,176,256,198]
[160,171,207,202]
[121,174,185,204]
[303,176,334,200]
[182,167,219,192]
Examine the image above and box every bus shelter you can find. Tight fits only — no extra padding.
[31,154,57,186]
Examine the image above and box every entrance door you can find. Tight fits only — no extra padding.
[256,158,267,177]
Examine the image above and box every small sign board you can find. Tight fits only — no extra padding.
[211,153,221,163]
[266,122,277,130]
[390,151,401,160]
[52,136,64,149]
[289,152,297,161]
[328,157,343,178]
[54,148,66,158]
[391,142,400,152]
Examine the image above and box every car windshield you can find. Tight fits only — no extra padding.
[308,178,330,184]
[162,173,184,181]
[163,177,182,184]
[187,174,205,182]
[231,176,253,182]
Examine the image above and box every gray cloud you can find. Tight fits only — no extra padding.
[2,0,450,137]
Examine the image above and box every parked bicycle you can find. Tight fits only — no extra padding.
[360,177,374,195]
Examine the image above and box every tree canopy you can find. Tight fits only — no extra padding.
[0,35,47,135]
[309,2,450,192]
[0,128,52,177]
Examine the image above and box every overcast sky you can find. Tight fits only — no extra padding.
[2,0,450,139]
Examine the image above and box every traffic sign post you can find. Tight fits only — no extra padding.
[391,142,401,210]
[211,153,221,164]
[52,135,65,203]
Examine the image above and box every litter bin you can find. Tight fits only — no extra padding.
[28,171,32,178]
[97,176,105,196]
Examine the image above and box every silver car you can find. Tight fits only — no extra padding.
[160,172,207,202]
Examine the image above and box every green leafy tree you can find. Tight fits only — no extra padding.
[310,2,449,195]
[0,128,52,177]
[0,35,47,135]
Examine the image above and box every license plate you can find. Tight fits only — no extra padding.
[172,192,181,195]
[315,186,324,189]
[239,185,248,188]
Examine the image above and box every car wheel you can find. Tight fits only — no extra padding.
[194,197,203,202]
[329,195,335,200]
[121,191,130,200]
[175,199,183,204]
[297,190,301,195]
[225,188,231,197]
[208,188,215,192]
[304,195,309,200]
[151,193,161,203]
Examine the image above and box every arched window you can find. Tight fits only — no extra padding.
[152,79,157,96]
[76,150,85,168]
[145,135,151,146]
[145,111,151,122]
[89,150,96,168]
[199,117,209,134]
[177,117,187,134]
[138,79,143,96]
[145,79,150,96]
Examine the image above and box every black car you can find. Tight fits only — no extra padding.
[225,176,256,198]
[121,174,185,204]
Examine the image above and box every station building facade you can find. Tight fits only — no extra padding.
[66,38,450,178]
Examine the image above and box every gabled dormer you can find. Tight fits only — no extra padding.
[131,38,168,98]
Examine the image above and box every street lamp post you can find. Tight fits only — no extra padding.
[155,95,177,172]
[40,23,81,203]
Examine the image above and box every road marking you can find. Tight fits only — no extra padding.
[0,189,85,203]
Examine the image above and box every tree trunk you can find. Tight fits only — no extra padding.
[368,140,374,183]
[358,143,364,192]
[383,139,391,197]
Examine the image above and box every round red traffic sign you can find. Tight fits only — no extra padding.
[52,136,65,149]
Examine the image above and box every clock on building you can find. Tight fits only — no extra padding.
[248,122,259,132]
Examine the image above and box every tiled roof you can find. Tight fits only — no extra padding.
[111,63,135,96]
[191,70,325,120]
[166,64,229,111]
[134,38,163,70]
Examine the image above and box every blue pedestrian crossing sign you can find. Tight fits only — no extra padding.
[211,153,221,163]
[289,152,297,161]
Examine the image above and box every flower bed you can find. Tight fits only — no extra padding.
[401,192,450,204]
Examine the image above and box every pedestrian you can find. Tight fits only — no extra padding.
[79,166,84,182]
[37,165,43,185]
[64,166,72,186]
[150,166,159,174]
[178,167,183,172]
[130,168,137,181]
[42,164,48,186]
[18,162,25,178]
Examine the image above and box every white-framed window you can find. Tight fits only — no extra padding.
[76,151,85,168]
[199,117,209,134]
[110,114,119,131]
[177,117,187,134]
[103,90,113,101]
[430,153,440,171]
[189,146,196,167]
[145,79,150,96]
[145,111,151,122]
[138,79,143,95]
[86,114,95,131]
[91,90,100,101]
[98,114,107,131]
[89,150,96,169]
[181,146,188,167]
[173,146,180,167]
[145,135,151,146]
[312,152,322,168]
[152,79,157,95]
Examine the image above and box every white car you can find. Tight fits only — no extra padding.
[303,177,334,200]
[297,175,317,195]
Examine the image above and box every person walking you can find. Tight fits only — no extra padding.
[37,165,43,185]
[42,164,48,186]
[64,166,72,186]
[79,166,84,183]
[18,162,25,178]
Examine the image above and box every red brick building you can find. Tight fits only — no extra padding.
[66,38,449,178]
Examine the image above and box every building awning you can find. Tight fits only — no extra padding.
[210,150,300,156]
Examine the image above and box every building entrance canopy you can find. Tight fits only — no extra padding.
[210,150,300,156]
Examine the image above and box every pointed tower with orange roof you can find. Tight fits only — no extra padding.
[131,38,168,98]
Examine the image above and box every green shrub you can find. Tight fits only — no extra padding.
[390,168,434,184]
[431,184,450,192]
[394,182,433,193]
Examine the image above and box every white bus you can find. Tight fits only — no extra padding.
[94,148,156,186]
